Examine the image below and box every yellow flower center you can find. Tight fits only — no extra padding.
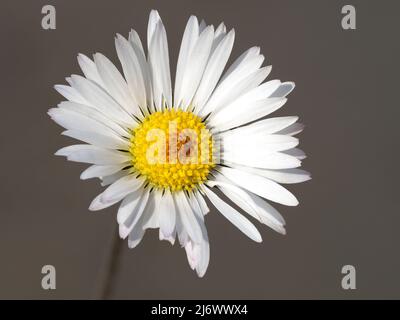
[130,109,215,191]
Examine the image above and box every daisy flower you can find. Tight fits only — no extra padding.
[49,10,310,277]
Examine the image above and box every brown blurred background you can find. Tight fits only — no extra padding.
[0,0,399,299]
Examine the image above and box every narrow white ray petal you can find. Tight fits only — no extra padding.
[48,107,128,142]
[179,25,215,109]
[210,22,227,54]
[207,179,286,234]
[184,192,210,277]
[174,192,203,244]
[185,240,200,270]
[199,54,265,116]
[147,10,161,46]
[214,66,272,115]
[158,190,176,238]
[128,217,146,248]
[141,191,159,229]
[62,130,128,150]
[220,46,260,81]
[270,81,295,98]
[222,147,301,169]
[282,147,307,160]
[69,75,135,126]
[117,187,144,224]
[56,101,130,137]
[222,134,299,153]
[196,239,210,277]
[54,85,87,105]
[80,163,129,180]
[119,188,150,239]
[194,190,210,216]
[176,214,189,247]
[192,29,235,111]
[100,174,143,204]
[210,98,288,131]
[115,34,146,114]
[277,123,305,136]
[100,170,129,187]
[174,15,199,107]
[77,53,103,86]
[203,186,262,242]
[89,192,121,211]
[128,225,146,248]
[187,193,204,221]
[218,117,298,139]
[227,164,311,184]
[148,16,172,109]
[199,19,207,32]
[93,53,138,115]
[218,166,299,206]
[129,29,153,107]
[159,229,176,245]
[55,145,131,165]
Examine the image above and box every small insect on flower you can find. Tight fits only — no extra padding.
[49,10,310,277]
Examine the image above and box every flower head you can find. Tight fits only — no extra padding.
[49,10,310,277]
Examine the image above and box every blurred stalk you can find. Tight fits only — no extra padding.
[93,222,122,299]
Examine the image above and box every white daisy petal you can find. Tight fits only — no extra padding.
[194,191,209,216]
[184,193,210,276]
[128,217,146,249]
[220,46,260,81]
[199,53,265,116]
[174,192,203,244]
[69,75,135,126]
[55,145,131,165]
[222,149,301,170]
[158,190,176,239]
[179,25,215,109]
[48,106,129,142]
[100,170,129,187]
[203,186,262,242]
[218,166,299,206]
[80,163,129,180]
[218,116,298,138]
[115,34,147,114]
[56,101,130,137]
[270,81,295,98]
[147,10,161,45]
[174,15,200,107]
[100,174,143,204]
[89,192,120,211]
[128,29,154,107]
[282,147,307,160]
[210,22,227,54]
[119,187,150,239]
[62,130,128,150]
[54,84,87,105]
[184,240,200,270]
[141,191,159,230]
[227,164,311,184]
[128,227,146,248]
[192,29,235,111]
[277,122,305,136]
[117,187,145,224]
[207,178,286,234]
[211,98,288,131]
[222,134,299,154]
[93,52,138,116]
[77,53,104,86]
[148,14,172,109]
[199,19,207,32]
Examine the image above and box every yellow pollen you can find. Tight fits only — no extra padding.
[130,109,215,191]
